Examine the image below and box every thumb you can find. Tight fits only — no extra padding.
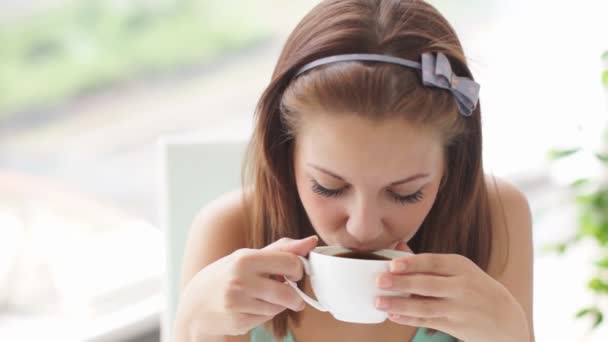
[263,235,319,256]
[394,240,414,254]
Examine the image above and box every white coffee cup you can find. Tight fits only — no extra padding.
[285,246,412,324]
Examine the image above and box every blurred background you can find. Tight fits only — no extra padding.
[0,0,607,341]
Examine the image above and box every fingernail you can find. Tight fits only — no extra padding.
[377,275,392,289]
[307,235,318,241]
[390,261,406,272]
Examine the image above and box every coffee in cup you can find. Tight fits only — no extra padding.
[333,251,391,260]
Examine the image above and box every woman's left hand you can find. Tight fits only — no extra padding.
[375,251,530,342]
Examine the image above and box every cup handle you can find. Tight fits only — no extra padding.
[284,256,327,312]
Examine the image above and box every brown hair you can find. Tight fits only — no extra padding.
[241,0,496,338]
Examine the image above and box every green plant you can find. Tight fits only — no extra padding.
[0,0,269,119]
[545,50,608,330]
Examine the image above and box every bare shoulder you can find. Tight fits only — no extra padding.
[484,174,532,276]
[178,189,252,341]
[179,188,250,291]
[484,174,534,339]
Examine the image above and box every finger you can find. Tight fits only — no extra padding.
[238,297,287,316]
[238,251,304,281]
[387,314,456,335]
[376,273,456,298]
[263,236,319,256]
[390,253,472,276]
[376,295,452,318]
[247,277,305,312]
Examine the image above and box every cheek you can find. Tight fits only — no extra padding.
[298,184,346,235]
[386,188,440,236]
[385,207,425,238]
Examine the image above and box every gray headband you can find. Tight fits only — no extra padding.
[294,52,480,116]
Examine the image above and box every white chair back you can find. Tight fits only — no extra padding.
[157,120,250,341]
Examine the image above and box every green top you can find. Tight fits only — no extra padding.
[250,326,457,342]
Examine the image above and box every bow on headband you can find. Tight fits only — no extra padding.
[294,52,480,116]
[420,52,479,116]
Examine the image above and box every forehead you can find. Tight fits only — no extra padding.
[294,113,444,178]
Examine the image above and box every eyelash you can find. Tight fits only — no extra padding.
[309,179,424,205]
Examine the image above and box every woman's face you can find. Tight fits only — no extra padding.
[293,113,445,251]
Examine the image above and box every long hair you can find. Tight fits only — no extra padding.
[240,0,499,338]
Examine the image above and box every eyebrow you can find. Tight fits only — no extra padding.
[306,163,430,186]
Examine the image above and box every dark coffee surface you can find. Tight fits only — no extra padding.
[334,251,390,260]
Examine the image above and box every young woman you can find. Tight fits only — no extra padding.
[173,0,534,341]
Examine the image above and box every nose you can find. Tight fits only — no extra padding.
[345,196,384,243]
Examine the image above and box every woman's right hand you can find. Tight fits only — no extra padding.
[177,235,319,338]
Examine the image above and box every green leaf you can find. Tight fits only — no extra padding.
[578,211,600,238]
[594,257,608,268]
[600,223,608,247]
[591,191,608,210]
[595,152,608,164]
[576,307,594,318]
[541,242,569,255]
[547,148,581,160]
[588,277,608,293]
[603,71,608,87]
[576,193,595,205]
[593,311,604,329]
[602,50,608,62]
[571,178,590,188]
[542,235,580,255]
[576,306,604,329]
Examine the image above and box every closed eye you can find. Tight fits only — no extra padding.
[389,189,423,204]
[310,179,346,197]
[309,179,423,205]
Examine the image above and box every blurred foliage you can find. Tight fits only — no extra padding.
[0,0,269,118]
[545,50,608,331]
[603,51,608,87]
